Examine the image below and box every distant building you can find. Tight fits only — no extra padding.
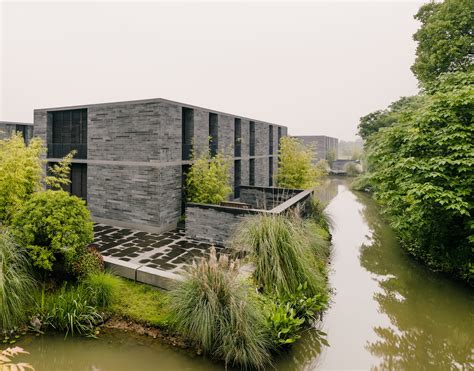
[34,98,288,233]
[292,135,338,162]
[0,121,34,144]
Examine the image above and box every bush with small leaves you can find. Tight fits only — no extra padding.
[12,190,93,275]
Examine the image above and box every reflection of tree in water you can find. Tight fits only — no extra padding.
[354,192,474,370]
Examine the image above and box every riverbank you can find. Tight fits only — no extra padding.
[7,178,473,370]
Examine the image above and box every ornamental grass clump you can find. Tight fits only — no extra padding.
[39,284,103,337]
[234,214,326,298]
[170,248,271,369]
[0,229,36,332]
[83,272,120,308]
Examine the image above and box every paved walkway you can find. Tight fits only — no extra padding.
[92,224,227,288]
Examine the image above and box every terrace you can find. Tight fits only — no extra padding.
[95,185,313,290]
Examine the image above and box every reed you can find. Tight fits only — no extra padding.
[0,229,36,331]
[170,248,271,369]
[234,214,326,297]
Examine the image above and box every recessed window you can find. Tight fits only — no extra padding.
[234,118,241,157]
[249,121,255,156]
[182,108,194,160]
[209,113,218,157]
[234,160,241,198]
[249,159,255,186]
[50,109,87,159]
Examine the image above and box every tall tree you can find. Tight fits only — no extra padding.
[411,0,474,87]
[357,96,423,140]
[366,70,474,282]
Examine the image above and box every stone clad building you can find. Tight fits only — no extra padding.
[33,98,287,233]
[293,135,338,162]
[0,121,34,144]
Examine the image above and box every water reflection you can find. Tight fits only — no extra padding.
[313,177,339,206]
[274,327,324,370]
[355,191,474,370]
[12,179,473,371]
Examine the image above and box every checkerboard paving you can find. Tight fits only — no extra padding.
[91,224,227,275]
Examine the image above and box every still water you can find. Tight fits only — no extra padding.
[16,179,473,370]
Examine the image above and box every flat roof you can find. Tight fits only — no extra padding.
[293,135,338,140]
[34,97,285,127]
[0,121,33,126]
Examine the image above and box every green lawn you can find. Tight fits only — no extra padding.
[110,277,172,328]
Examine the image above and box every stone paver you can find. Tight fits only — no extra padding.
[91,224,227,276]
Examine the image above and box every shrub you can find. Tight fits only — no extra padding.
[186,151,232,205]
[71,247,104,280]
[365,71,474,281]
[83,272,120,308]
[0,229,36,331]
[276,137,324,189]
[0,133,44,224]
[234,214,326,297]
[12,190,93,273]
[170,248,271,369]
[39,284,102,337]
[343,162,362,176]
[351,173,373,192]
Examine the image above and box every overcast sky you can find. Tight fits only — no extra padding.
[1,1,423,140]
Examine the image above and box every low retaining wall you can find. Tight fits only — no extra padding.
[186,186,313,246]
[239,186,304,210]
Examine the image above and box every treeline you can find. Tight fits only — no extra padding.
[356,0,473,283]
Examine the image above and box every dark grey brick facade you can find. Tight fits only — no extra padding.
[293,135,338,162]
[34,98,287,233]
[0,121,34,144]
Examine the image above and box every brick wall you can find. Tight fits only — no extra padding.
[34,98,288,233]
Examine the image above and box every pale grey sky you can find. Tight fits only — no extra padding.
[1,1,423,140]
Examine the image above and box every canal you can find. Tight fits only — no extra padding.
[16,179,473,370]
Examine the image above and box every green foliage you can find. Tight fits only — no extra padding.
[45,150,76,190]
[351,173,374,192]
[278,282,328,325]
[110,278,172,327]
[276,137,323,189]
[365,70,474,281]
[71,247,104,281]
[344,162,362,177]
[0,134,44,224]
[12,190,93,272]
[185,150,232,205]
[83,272,120,308]
[234,214,326,297]
[267,302,304,348]
[170,248,271,369]
[326,149,336,164]
[0,229,36,331]
[306,196,331,232]
[411,0,473,87]
[358,96,424,140]
[39,284,103,337]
